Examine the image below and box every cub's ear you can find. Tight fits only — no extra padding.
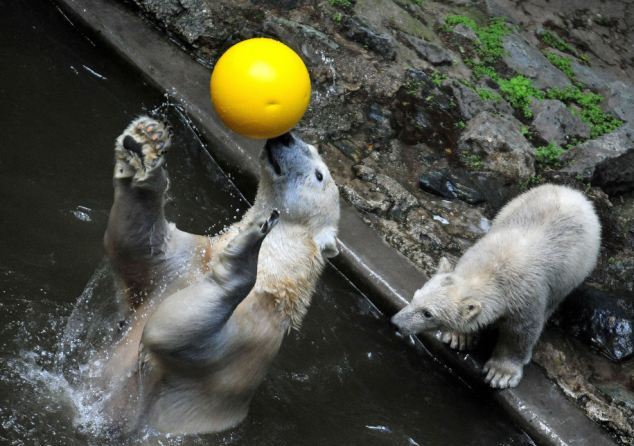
[314,227,339,258]
[437,257,453,274]
[461,299,481,321]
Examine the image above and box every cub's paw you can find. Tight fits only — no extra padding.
[437,329,478,351]
[483,357,523,389]
[114,116,172,181]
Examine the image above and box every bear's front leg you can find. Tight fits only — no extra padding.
[104,116,173,307]
[483,306,545,389]
[437,329,479,351]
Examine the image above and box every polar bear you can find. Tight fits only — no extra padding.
[101,116,340,434]
[392,184,601,389]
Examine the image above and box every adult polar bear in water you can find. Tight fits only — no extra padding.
[101,116,340,434]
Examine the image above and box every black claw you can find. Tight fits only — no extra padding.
[260,210,280,234]
[123,135,144,157]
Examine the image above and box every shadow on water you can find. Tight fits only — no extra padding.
[0,1,535,445]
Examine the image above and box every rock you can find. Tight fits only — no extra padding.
[366,103,393,140]
[340,16,396,60]
[447,80,514,121]
[571,61,615,91]
[402,34,453,65]
[603,81,634,126]
[502,34,571,90]
[553,286,634,362]
[562,124,634,192]
[418,169,485,204]
[264,16,339,51]
[530,99,590,145]
[373,173,419,219]
[452,23,478,42]
[340,184,391,215]
[458,111,535,179]
[593,149,634,196]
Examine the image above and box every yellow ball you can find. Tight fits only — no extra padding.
[210,38,311,139]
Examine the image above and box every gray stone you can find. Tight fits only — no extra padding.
[562,124,634,187]
[593,146,634,195]
[502,34,571,90]
[603,81,634,126]
[448,80,514,121]
[340,16,396,60]
[571,61,615,91]
[453,23,478,42]
[459,111,535,179]
[373,173,419,218]
[530,99,590,145]
[264,17,339,50]
[340,184,391,215]
[402,34,453,65]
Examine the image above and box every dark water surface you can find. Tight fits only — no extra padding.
[0,1,535,445]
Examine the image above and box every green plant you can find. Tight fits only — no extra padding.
[461,152,484,170]
[520,125,530,137]
[445,15,511,65]
[545,52,574,78]
[519,175,544,190]
[470,63,500,81]
[328,0,352,8]
[535,143,565,166]
[476,87,501,101]
[540,31,576,55]
[332,11,343,22]
[546,86,623,137]
[431,71,446,86]
[455,120,466,129]
[410,0,424,5]
[498,75,543,118]
[404,79,423,95]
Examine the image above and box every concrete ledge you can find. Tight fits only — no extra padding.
[54,0,616,444]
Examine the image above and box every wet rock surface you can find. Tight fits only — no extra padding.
[131,0,634,442]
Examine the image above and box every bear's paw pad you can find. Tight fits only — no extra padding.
[114,116,172,179]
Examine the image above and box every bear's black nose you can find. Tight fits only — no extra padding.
[265,132,294,149]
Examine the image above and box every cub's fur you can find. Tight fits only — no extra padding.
[392,184,600,389]
[101,117,340,433]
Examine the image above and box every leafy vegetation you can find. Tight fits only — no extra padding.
[519,175,544,190]
[476,87,501,101]
[461,152,484,170]
[332,11,343,23]
[546,86,623,137]
[445,15,511,65]
[535,143,565,167]
[539,31,576,55]
[328,0,352,8]
[431,71,446,86]
[498,75,543,118]
[545,52,574,78]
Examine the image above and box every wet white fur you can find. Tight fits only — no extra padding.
[392,184,601,389]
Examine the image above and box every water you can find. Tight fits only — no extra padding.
[0,1,535,445]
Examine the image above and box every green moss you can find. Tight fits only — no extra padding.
[461,152,484,170]
[540,31,576,55]
[535,143,565,166]
[546,86,623,137]
[498,75,543,118]
[476,87,501,101]
[545,52,574,78]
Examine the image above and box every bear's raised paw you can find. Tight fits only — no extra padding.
[114,116,172,181]
[483,357,523,389]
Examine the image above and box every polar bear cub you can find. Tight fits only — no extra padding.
[392,184,601,389]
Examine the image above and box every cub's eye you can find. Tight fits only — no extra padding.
[423,310,432,319]
[315,170,323,181]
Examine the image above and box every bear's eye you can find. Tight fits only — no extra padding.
[315,170,323,181]
[423,310,432,319]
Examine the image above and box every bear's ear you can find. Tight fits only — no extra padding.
[314,227,340,258]
[461,299,481,321]
[437,257,453,274]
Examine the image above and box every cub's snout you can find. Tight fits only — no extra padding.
[391,309,418,335]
